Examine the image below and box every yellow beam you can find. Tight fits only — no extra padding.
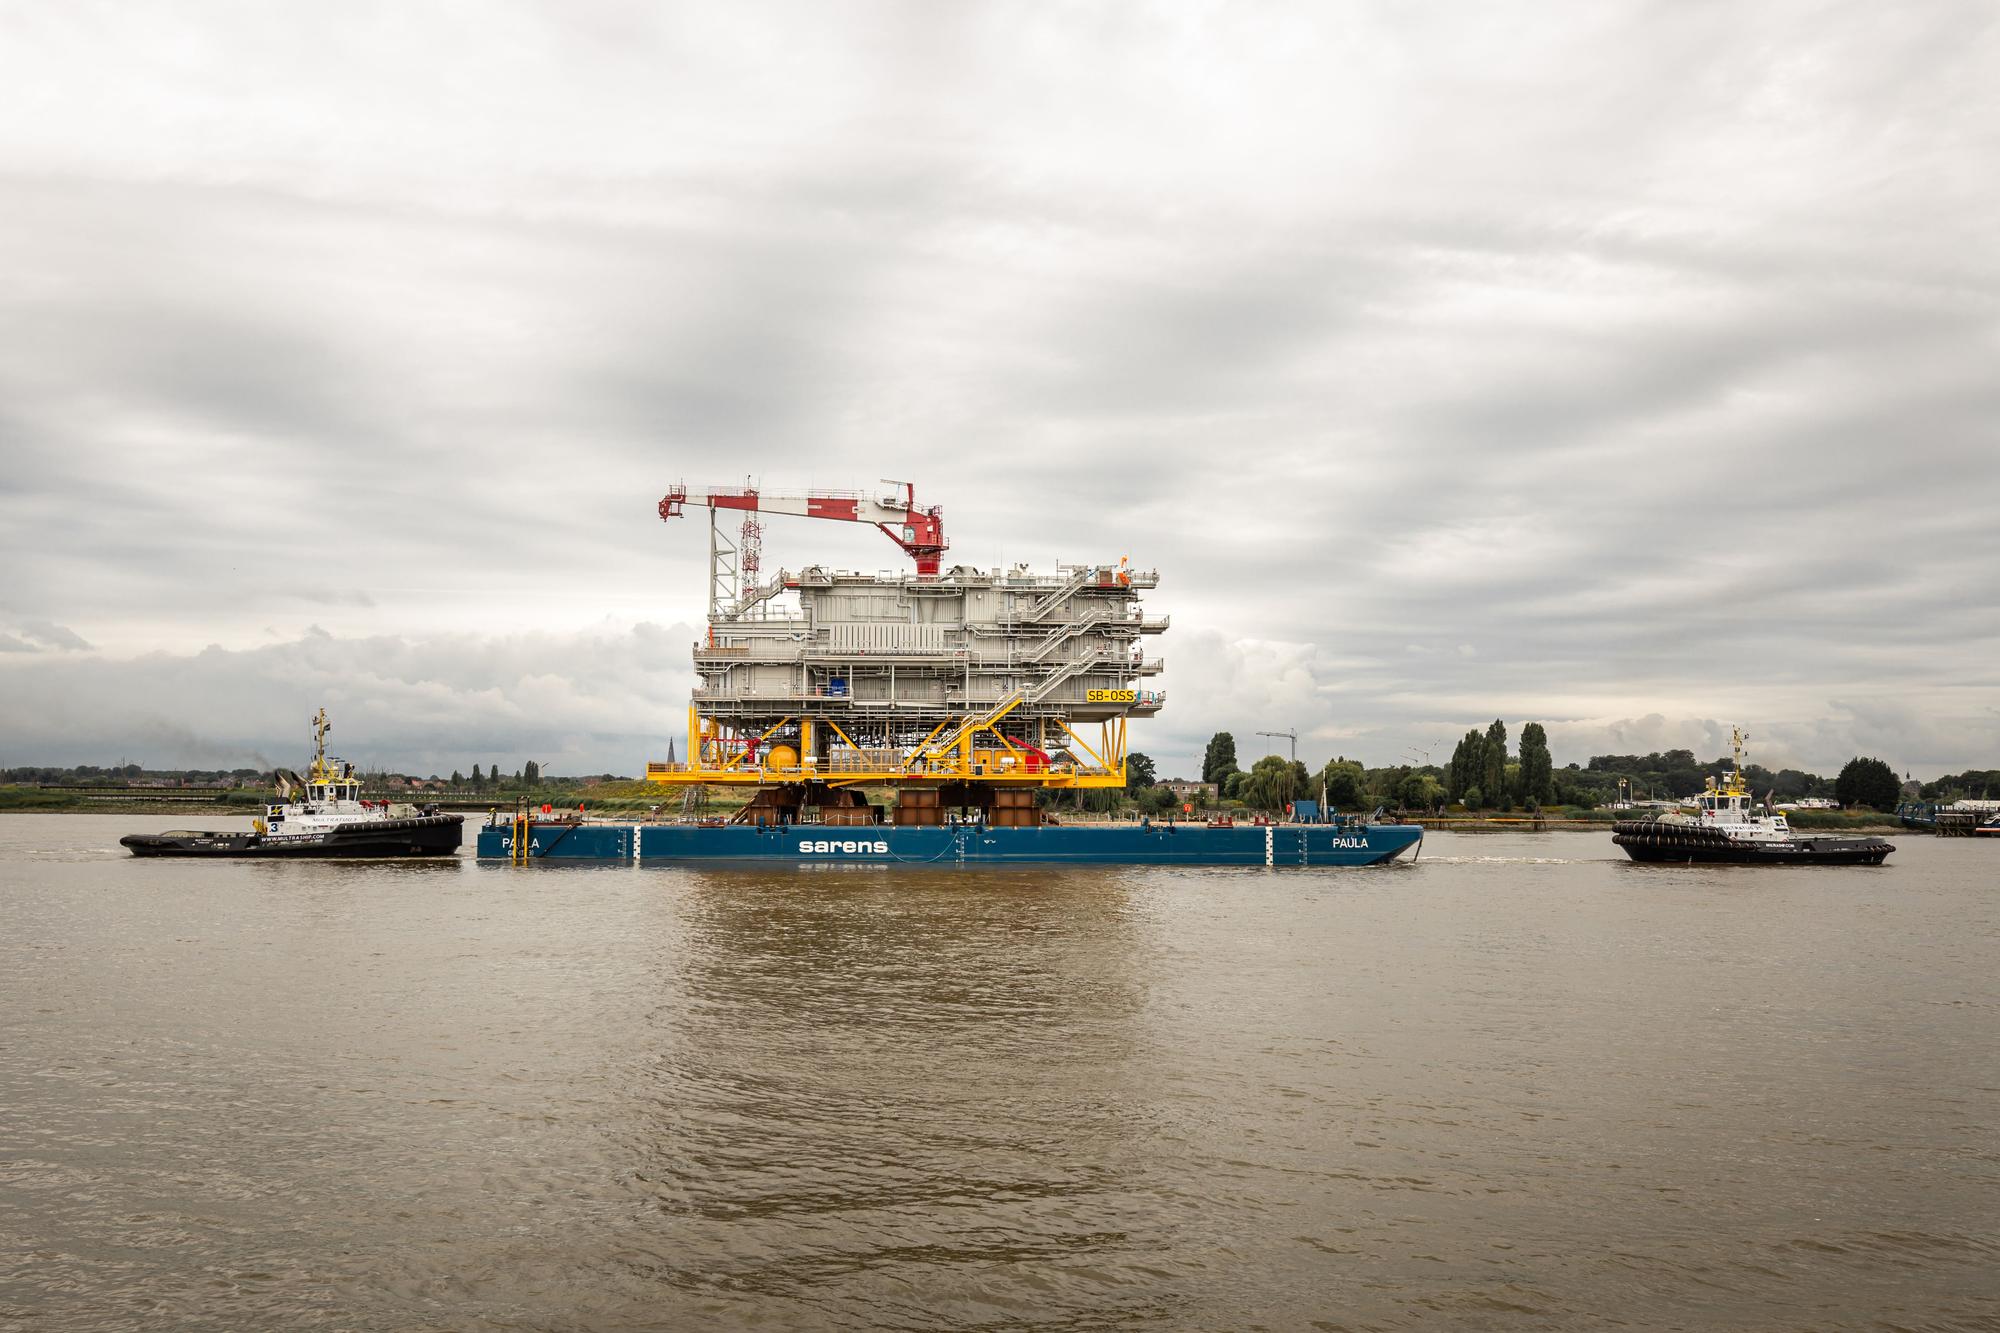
[822,718,862,754]
[909,717,951,764]
[922,694,1024,765]
[1059,720,1108,771]
[986,694,1024,732]
[719,716,793,772]
[911,714,966,765]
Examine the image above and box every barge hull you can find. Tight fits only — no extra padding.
[477,821,1423,866]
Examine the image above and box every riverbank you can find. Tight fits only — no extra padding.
[1392,806,1905,833]
[0,783,623,809]
[0,785,1910,832]
[0,780,742,819]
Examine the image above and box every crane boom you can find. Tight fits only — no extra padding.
[659,480,948,576]
[1257,728,1298,762]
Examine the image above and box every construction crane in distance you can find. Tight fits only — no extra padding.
[1258,728,1299,762]
[1401,738,1444,768]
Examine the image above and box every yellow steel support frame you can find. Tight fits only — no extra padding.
[909,717,952,758]
[915,695,1024,767]
[1059,719,1105,770]
[711,716,793,773]
[649,705,1131,789]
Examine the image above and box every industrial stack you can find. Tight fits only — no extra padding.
[893,788,944,826]
[988,789,1042,828]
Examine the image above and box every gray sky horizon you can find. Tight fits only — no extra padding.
[3,2,1996,782]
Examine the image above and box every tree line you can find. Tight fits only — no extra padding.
[2,764,266,786]
[1185,731,1430,814]
[446,761,543,788]
[1916,769,2000,802]
[1139,727,1922,815]
[3,760,565,790]
[1443,720,1555,811]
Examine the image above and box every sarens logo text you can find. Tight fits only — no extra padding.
[799,839,891,854]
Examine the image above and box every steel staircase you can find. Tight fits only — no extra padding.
[1021,566,1100,622]
[1027,653,1102,703]
[1027,610,1108,663]
[912,691,1026,765]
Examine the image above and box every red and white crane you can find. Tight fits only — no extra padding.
[659,480,949,581]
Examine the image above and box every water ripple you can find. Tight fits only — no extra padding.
[2,820,1996,1330]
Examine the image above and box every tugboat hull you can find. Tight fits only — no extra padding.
[120,815,464,859]
[1612,820,1892,866]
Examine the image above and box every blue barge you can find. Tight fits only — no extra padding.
[476,818,1423,866]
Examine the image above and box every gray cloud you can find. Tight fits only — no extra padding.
[0,623,698,776]
[16,620,94,651]
[1,1,1995,780]
[0,619,95,652]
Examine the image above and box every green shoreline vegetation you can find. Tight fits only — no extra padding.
[1157,727,1921,832]
[11,732,1989,831]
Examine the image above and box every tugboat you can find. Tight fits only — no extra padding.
[1612,729,1894,866]
[120,709,463,858]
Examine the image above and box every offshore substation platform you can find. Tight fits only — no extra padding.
[477,480,1420,865]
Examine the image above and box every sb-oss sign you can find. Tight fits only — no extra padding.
[1085,689,1137,703]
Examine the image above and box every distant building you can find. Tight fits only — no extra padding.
[1162,779,1218,806]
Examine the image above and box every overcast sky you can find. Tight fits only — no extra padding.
[3,1,1996,781]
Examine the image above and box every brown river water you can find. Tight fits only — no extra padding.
[2,813,1995,1331]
